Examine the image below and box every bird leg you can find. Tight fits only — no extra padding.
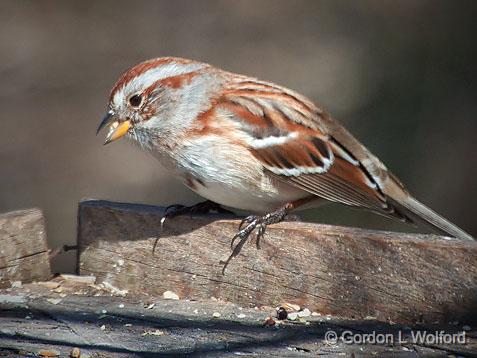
[220,196,315,274]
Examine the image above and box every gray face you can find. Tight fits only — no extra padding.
[97,59,207,145]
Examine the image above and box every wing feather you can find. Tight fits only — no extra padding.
[218,78,395,215]
[249,135,334,175]
[202,74,473,239]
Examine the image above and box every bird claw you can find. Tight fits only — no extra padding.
[238,215,257,230]
[221,207,289,274]
[165,204,187,215]
[256,224,267,249]
[230,216,258,249]
[159,204,187,229]
[155,201,233,255]
[160,201,232,228]
[157,202,292,274]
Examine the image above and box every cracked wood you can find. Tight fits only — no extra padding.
[77,200,477,325]
[0,208,51,287]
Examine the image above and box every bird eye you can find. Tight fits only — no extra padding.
[129,94,142,107]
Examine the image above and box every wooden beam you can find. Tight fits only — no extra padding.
[77,200,477,325]
[0,208,51,287]
[1,280,476,356]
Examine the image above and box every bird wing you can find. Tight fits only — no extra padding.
[218,77,401,217]
[216,76,475,241]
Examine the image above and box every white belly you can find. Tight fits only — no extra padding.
[188,174,306,213]
[162,135,309,213]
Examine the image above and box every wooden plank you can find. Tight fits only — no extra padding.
[77,200,477,325]
[1,280,475,357]
[0,208,51,287]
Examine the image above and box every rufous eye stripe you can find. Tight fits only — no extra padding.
[142,71,200,98]
[109,57,198,101]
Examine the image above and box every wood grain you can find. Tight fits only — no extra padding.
[0,208,51,287]
[1,280,476,357]
[78,200,477,325]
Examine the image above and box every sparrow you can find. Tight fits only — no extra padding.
[97,57,474,271]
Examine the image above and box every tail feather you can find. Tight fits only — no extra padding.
[389,195,475,241]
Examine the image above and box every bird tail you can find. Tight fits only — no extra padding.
[385,179,474,241]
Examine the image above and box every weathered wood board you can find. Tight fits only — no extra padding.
[0,279,475,357]
[78,200,477,326]
[0,208,51,287]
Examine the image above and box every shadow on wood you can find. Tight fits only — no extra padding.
[77,200,477,325]
[2,280,475,356]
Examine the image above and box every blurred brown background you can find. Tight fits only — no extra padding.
[1,0,476,273]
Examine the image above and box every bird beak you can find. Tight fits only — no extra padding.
[97,110,131,145]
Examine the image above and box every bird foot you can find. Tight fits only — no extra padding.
[220,205,290,274]
[153,200,233,254]
[160,200,233,228]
